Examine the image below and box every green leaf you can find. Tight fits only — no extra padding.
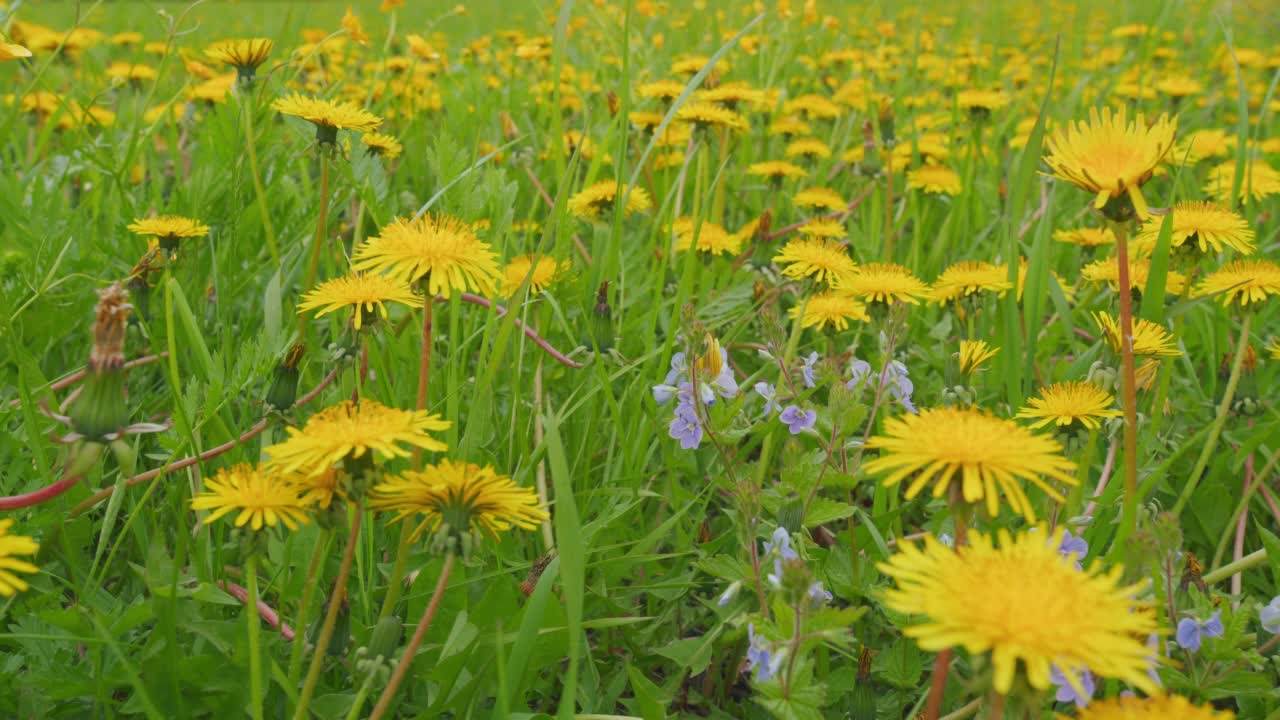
[544,412,586,720]
[874,637,924,689]
[626,662,669,720]
[653,626,722,675]
[804,497,856,527]
[1140,212,1175,322]
[1256,525,1280,593]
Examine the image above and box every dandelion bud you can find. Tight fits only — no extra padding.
[1086,360,1119,393]
[756,209,772,239]
[850,648,877,720]
[606,91,620,117]
[1098,193,1138,223]
[69,284,133,442]
[588,281,614,351]
[876,102,895,146]
[265,343,305,411]
[499,110,519,140]
[355,615,404,680]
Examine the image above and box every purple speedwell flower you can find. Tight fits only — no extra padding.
[807,582,833,604]
[717,580,742,606]
[754,381,781,415]
[882,360,917,413]
[667,401,703,449]
[779,405,817,434]
[846,357,873,389]
[1058,530,1089,570]
[1050,666,1095,708]
[763,526,798,561]
[652,352,688,405]
[746,623,782,683]
[801,351,819,388]
[1176,610,1224,652]
[1262,597,1280,635]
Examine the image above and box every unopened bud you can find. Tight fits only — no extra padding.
[588,281,614,351]
[70,284,133,441]
[265,343,305,411]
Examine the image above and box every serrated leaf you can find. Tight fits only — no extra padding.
[874,637,924,689]
[653,627,722,675]
[804,497,856,527]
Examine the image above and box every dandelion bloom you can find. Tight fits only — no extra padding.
[369,459,548,540]
[0,520,39,596]
[205,38,273,73]
[567,180,653,220]
[789,291,868,331]
[1074,694,1232,720]
[958,339,998,375]
[1203,159,1280,203]
[1193,259,1280,308]
[865,406,1077,520]
[0,33,33,61]
[797,219,846,239]
[956,88,1010,114]
[1093,312,1182,357]
[878,528,1159,696]
[190,464,312,531]
[297,273,422,330]
[1082,257,1186,296]
[769,116,812,137]
[671,218,743,256]
[844,263,929,306]
[674,102,748,131]
[793,186,844,211]
[906,164,962,195]
[930,261,1011,304]
[266,400,450,478]
[127,215,210,250]
[772,238,857,287]
[1173,128,1231,165]
[361,131,403,159]
[1268,337,1280,360]
[351,214,501,297]
[636,79,685,101]
[272,92,382,143]
[1043,106,1175,219]
[1053,227,1115,248]
[1017,381,1122,430]
[500,254,566,296]
[746,160,807,181]
[1132,202,1254,255]
[786,137,834,161]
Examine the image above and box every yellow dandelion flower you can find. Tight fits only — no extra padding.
[1265,336,1280,360]
[369,459,548,541]
[790,291,868,331]
[781,93,842,120]
[1156,75,1203,98]
[205,38,273,74]
[1017,381,1122,430]
[956,88,1010,118]
[628,111,664,131]
[793,186,845,211]
[844,263,929,306]
[785,137,834,160]
[127,215,210,251]
[500,254,567,296]
[671,218,743,256]
[1172,128,1231,165]
[1054,227,1115,248]
[636,79,685,101]
[675,102,748,131]
[797,219,846,239]
[290,467,345,510]
[361,131,403,159]
[106,62,157,82]
[930,261,1012,304]
[1132,202,1254,255]
[272,93,382,144]
[746,160,807,181]
[879,528,1159,696]
[773,238,857,287]
[697,82,768,110]
[769,116,812,137]
[190,464,312,531]
[297,273,422,330]
[958,339,998,375]
[351,214,501,297]
[1081,257,1187,296]
[567,180,653,220]
[1093,312,1182,357]
[0,519,39,596]
[1194,259,1280,308]
[1204,159,1280,203]
[866,406,1077,520]
[1071,693,1232,720]
[1135,358,1162,391]
[906,164,962,195]
[265,400,450,478]
[1,33,33,61]
[1043,106,1176,219]
[341,5,369,44]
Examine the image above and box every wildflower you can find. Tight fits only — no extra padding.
[653,336,738,407]
[797,219,846,239]
[0,520,39,596]
[906,164,963,195]
[956,88,1010,118]
[793,186,844,211]
[1204,159,1280,203]
[567,180,653,220]
[205,38,272,83]
[881,361,917,413]
[380,0,405,10]
[763,526,798,560]
[1176,611,1224,652]
[1132,201,1254,256]
[847,358,873,389]
[1173,129,1231,165]
[675,102,748,132]
[1268,337,1280,361]
[958,340,998,375]
[1050,665,1095,708]
[807,582,833,603]
[1093,312,1182,357]
[499,255,566,297]
[361,132,403,159]
[297,274,423,330]
[786,137,834,161]
[190,464,312,531]
[1194,259,1280,308]
[844,263,929,306]
[127,215,210,252]
[368,459,547,542]
[1081,256,1187,296]
[1043,106,1176,220]
[789,291,868,331]
[746,623,783,682]
[1017,381,1122,431]
[351,214,501,297]
[272,93,382,144]
[1058,529,1089,570]
[342,6,369,44]
[717,580,743,606]
[801,352,819,388]
[636,79,685,101]
[668,400,703,450]
[0,33,33,61]
[671,218,743,256]
[879,528,1160,696]
[746,160,807,181]
[1260,597,1280,634]
[754,382,781,415]
[1055,227,1115,248]
[265,400,450,478]
[1074,694,1231,719]
[866,407,1077,521]
[773,238,857,288]
[930,261,1011,305]
[780,405,817,434]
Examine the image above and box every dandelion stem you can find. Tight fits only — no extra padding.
[1203,548,1267,586]
[287,529,330,683]
[295,505,363,720]
[1172,311,1253,516]
[369,551,456,720]
[923,498,967,720]
[242,94,280,267]
[245,553,265,720]
[1111,221,1141,554]
[301,153,331,332]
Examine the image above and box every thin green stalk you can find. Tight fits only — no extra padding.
[369,552,457,720]
[1110,221,1141,554]
[294,506,364,720]
[1203,547,1267,586]
[242,93,279,267]
[1172,312,1254,516]
[755,295,808,487]
[1211,447,1280,570]
[300,153,331,336]
[287,528,330,684]
[245,553,264,720]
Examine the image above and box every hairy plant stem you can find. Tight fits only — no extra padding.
[369,552,456,720]
[294,505,363,720]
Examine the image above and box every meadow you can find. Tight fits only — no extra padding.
[1,0,1279,718]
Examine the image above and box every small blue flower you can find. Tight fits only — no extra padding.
[1261,597,1280,635]
[754,381,781,415]
[846,357,872,389]
[1058,530,1089,570]
[717,580,742,606]
[746,623,780,682]
[764,526,798,561]
[652,352,688,404]
[667,402,703,450]
[801,351,819,388]
[1176,610,1224,652]
[779,405,817,434]
[807,582,833,603]
[883,360,917,413]
[1050,666,1095,708]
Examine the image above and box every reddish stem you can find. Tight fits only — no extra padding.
[447,293,584,369]
[6,353,168,408]
[217,579,296,641]
[0,473,84,510]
